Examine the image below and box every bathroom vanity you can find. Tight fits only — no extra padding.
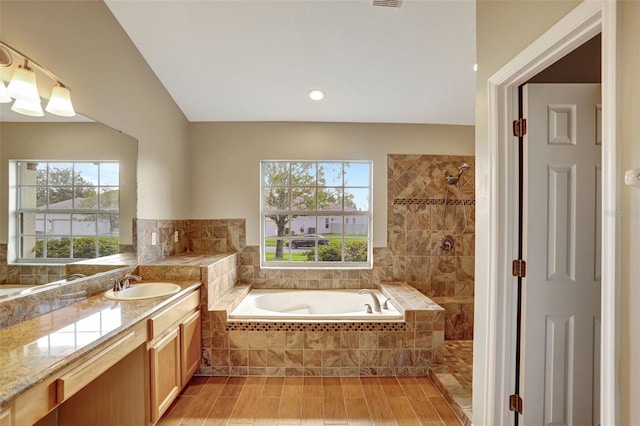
[0,281,201,426]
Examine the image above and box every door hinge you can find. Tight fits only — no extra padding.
[509,394,523,414]
[512,259,526,278]
[513,118,527,137]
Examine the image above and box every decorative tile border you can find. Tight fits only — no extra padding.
[393,198,476,206]
[224,322,410,332]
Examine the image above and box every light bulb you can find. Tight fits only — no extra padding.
[308,89,325,101]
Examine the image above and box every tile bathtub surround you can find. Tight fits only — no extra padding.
[237,246,398,289]
[189,219,246,254]
[135,219,245,264]
[134,219,190,263]
[137,252,239,308]
[0,244,66,285]
[202,282,445,377]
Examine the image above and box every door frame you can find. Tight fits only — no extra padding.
[481,1,619,425]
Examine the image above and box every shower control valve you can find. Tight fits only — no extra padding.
[439,235,455,252]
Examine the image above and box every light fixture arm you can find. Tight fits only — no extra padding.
[0,40,71,91]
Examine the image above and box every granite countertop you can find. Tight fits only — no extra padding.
[68,252,138,266]
[141,252,236,266]
[0,280,201,406]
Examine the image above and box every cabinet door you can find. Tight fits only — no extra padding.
[0,408,11,426]
[180,310,201,386]
[149,329,181,423]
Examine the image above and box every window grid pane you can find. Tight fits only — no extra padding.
[261,160,372,269]
[16,161,120,261]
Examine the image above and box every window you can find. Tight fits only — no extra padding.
[261,160,372,268]
[15,161,120,261]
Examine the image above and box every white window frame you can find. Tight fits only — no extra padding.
[13,160,120,263]
[260,160,373,269]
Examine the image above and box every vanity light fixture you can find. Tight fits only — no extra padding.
[45,84,75,117]
[11,94,44,117]
[0,41,76,117]
[7,61,40,102]
[308,89,325,101]
[0,45,11,103]
[0,81,10,103]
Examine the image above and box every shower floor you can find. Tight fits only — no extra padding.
[430,340,473,426]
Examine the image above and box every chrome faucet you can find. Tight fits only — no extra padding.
[359,289,381,312]
[113,273,142,291]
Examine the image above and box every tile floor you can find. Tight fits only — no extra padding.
[442,341,473,394]
[159,376,462,425]
[430,341,473,426]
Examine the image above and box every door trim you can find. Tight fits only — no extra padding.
[480,1,619,425]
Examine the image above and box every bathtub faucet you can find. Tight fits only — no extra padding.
[359,289,381,312]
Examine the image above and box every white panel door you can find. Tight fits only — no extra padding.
[521,83,601,426]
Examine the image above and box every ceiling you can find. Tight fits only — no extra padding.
[105,0,476,125]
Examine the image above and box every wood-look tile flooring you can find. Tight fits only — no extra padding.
[159,376,462,425]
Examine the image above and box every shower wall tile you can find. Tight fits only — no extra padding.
[388,154,475,339]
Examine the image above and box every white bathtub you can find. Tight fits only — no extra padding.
[228,289,403,321]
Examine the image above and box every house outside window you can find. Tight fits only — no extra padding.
[15,161,120,261]
[261,160,372,268]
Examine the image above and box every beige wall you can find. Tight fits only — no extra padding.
[188,122,475,247]
[619,1,640,424]
[0,0,189,221]
[0,122,137,245]
[474,0,580,423]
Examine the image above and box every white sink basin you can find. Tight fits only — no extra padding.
[104,283,181,301]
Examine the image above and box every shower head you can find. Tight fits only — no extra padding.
[455,163,470,181]
[444,170,459,185]
[444,163,470,186]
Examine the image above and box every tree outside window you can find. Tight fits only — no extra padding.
[261,160,372,268]
[17,161,120,261]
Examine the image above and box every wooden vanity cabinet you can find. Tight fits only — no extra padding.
[148,289,201,424]
[0,286,201,426]
[0,408,11,426]
[180,309,202,383]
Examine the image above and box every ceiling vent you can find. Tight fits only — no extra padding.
[373,0,402,7]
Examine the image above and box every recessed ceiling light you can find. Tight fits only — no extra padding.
[308,89,325,101]
[473,63,478,72]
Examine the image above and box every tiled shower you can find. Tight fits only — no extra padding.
[387,154,475,340]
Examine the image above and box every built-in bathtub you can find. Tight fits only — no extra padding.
[203,283,445,377]
[228,289,403,321]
